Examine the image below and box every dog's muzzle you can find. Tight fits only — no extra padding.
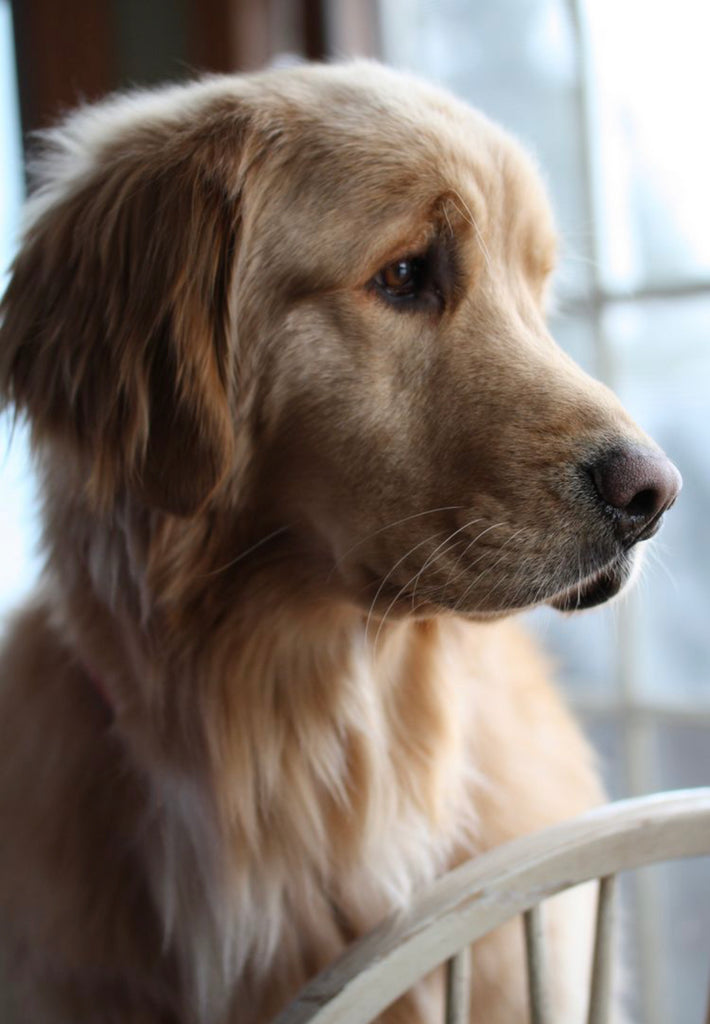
[550,442,681,612]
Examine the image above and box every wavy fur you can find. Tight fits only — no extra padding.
[0,63,665,1022]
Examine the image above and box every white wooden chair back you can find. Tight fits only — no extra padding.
[274,789,710,1024]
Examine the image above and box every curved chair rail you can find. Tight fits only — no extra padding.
[274,788,710,1024]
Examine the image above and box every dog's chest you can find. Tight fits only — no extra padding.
[158,621,476,1021]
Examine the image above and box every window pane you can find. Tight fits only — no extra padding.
[653,857,710,1024]
[648,724,710,1024]
[0,0,38,617]
[378,0,594,301]
[582,716,627,797]
[526,604,618,702]
[586,0,710,289]
[603,296,710,703]
[0,0,21,286]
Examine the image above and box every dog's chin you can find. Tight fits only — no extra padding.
[548,551,639,613]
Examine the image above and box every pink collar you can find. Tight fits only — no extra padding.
[86,669,115,722]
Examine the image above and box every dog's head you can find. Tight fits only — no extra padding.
[0,63,680,618]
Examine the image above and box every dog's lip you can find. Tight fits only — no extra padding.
[626,503,670,546]
[550,501,671,613]
[549,555,632,613]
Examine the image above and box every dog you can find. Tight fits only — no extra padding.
[0,62,680,1023]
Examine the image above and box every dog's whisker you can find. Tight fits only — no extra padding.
[450,189,492,271]
[199,526,291,579]
[399,519,504,616]
[452,528,527,612]
[528,556,556,609]
[641,543,679,595]
[443,522,508,590]
[408,517,484,604]
[368,522,476,655]
[327,506,464,581]
[442,202,454,238]
[497,548,547,612]
[576,549,584,611]
[371,576,412,660]
[446,524,515,596]
[363,530,447,649]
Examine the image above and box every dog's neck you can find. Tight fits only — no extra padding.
[42,495,477,1016]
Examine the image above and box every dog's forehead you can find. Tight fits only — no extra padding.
[28,62,553,250]
[274,68,502,182]
[244,65,557,275]
[260,64,554,235]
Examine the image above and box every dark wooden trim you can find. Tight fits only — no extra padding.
[326,0,381,59]
[187,0,273,74]
[302,0,326,61]
[188,0,237,74]
[10,0,115,140]
[10,0,335,154]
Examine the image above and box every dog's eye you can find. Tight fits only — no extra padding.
[378,258,424,296]
[372,254,438,309]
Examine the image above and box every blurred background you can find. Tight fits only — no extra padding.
[0,1,708,1020]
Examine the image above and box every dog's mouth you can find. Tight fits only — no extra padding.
[351,512,654,619]
[353,536,643,619]
[548,551,636,613]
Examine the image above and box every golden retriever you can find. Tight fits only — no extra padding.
[0,62,680,1023]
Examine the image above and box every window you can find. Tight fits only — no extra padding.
[379,2,710,1019]
[1,2,707,1017]
[0,0,38,618]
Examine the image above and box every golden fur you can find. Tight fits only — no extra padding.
[0,62,675,1022]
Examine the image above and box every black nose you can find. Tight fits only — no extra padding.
[588,444,682,543]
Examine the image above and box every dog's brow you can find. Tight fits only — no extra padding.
[444,189,491,270]
[359,221,440,284]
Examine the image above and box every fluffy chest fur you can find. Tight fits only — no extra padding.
[150,613,476,1020]
[0,580,480,1023]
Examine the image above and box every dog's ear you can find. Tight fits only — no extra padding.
[0,107,248,515]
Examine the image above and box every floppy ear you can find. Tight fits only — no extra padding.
[0,108,247,515]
